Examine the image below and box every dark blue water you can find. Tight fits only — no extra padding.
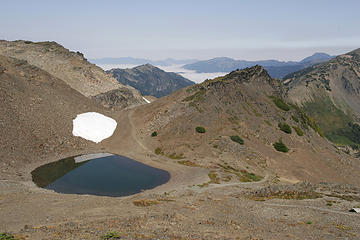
[31,154,170,197]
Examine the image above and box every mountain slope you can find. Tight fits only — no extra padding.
[0,40,145,108]
[183,53,334,79]
[0,55,109,179]
[108,64,195,98]
[131,65,360,184]
[285,48,360,147]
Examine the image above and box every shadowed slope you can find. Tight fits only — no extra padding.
[0,55,107,179]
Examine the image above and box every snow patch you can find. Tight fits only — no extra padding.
[72,112,117,143]
[143,97,151,103]
[350,208,360,213]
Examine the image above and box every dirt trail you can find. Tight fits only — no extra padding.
[127,110,150,153]
[193,174,269,193]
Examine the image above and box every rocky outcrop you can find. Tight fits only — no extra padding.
[202,65,285,97]
[93,86,144,109]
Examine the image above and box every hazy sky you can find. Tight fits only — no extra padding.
[1,0,359,60]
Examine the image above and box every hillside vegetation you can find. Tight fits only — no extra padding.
[285,48,360,148]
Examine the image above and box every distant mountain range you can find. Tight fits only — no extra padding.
[91,53,334,79]
[183,53,335,79]
[107,64,195,98]
[90,57,198,66]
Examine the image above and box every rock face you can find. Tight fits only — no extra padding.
[107,64,195,98]
[183,53,334,79]
[0,40,145,108]
[285,48,360,146]
[133,65,360,184]
[0,54,109,178]
[93,87,145,109]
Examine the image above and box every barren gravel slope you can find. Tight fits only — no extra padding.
[0,40,145,108]
[0,55,108,180]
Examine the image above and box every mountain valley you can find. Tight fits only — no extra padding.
[1,41,360,240]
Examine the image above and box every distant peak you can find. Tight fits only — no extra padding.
[300,52,332,63]
[213,57,234,60]
[312,52,331,57]
[135,63,156,69]
[204,65,273,85]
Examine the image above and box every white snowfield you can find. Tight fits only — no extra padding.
[72,112,117,143]
[143,97,151,103]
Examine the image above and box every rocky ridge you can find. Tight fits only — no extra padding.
[0,40,145,108]
[108,64,195,98]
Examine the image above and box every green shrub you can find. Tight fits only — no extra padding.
[154,147,163,155]
[230,135,244,145]
[208,171,220,184]
[270,96,290,111]
[167,153,184,159]
[151,131,157,137]
[0,233,17,240]
[177,160,199,167]
[278,122,292,134]
[290,103,324,137]
[292,115,299,122]
[183,88,206,102]
[273,139,289,152]
[293,126,304,136]
[264,120,272,126]
[101,231,121,239]
[195,126,206,133]
[238,170,263,182]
